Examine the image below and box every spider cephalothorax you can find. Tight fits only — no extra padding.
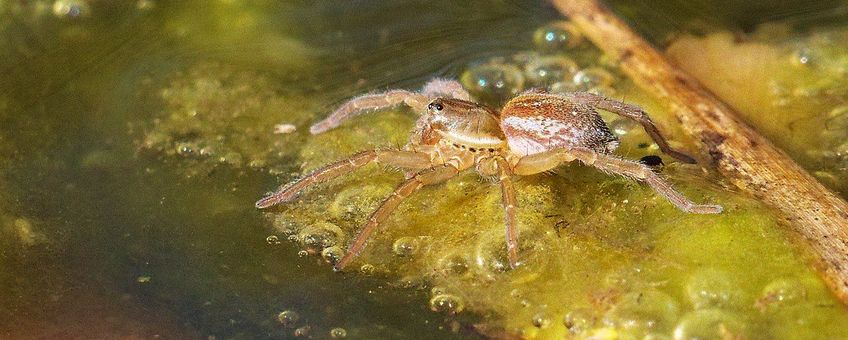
[257,78,721,270]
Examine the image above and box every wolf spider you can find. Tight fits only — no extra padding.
[257,78,722,270]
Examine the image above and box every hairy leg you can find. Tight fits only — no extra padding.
[512,148,577,175]
[566,92,697,164]
[568,148,722,214]
[309,90,429,134]
[496,158,520,269]
[255,149,433,209]
[335,164,460,270]
[421,78,472,101]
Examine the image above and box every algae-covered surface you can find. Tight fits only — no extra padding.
[2,0,848,339]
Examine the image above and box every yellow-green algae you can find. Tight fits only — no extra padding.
[132,16,848,338]
[667,24,848,197]
[140,62,318,176]
[265,84,848,337]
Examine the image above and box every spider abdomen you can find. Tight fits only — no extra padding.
[500,93,618,156]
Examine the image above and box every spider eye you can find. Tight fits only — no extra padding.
[428,102,444,111]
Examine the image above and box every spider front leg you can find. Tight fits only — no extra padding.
[255,149,433,209]
[566,92,697,164]
[513,148,722,214]
[335,164,460,271]
[309,90,429,134]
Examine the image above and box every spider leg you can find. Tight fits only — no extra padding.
[496,158,520,269]
[421,78,472,101]
[565,92,697,164]
[512,148,722,214]
[569,148,722,214]
[255,149,433,209]
[309,90,429,134]
[335,164,460,271]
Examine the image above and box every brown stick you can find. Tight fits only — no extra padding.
[552,0,848,304]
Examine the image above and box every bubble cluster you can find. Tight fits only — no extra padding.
[266,235,281,245]
[461,38,618,106]
[321,246,344,265]
[139,63,314,176]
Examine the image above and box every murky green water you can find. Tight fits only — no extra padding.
[2,1,848,339]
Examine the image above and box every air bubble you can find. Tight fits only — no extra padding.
[52,0,89,18]
[524,56,579,87]
[532,22,584,53]
[294,325,311,337]
[563,307,596,334]
[609,118,638,136]
[460,63,525,104]
[277,310,300,327]
[219,151,243,166]
[603,290,680,334]
[573,68,615,90]
[429,294,465,315]
[685,269,745,309]
[360,264,376,275]
[548,81,581,94]
[329,327,347,338]
[791,48,814,66]
[175,142,196,157]
[473,232,510,274]
[825,105,848,132]
[136,0,155,10]
[756,277,807,311]
[392,237,420,257]
[266,235,281,245]
[532,312,550,328]
[673,309,747,340]
[436,253,469,275]
[297,250,308,257]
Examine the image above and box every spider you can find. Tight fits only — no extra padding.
[257,78,722,271]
